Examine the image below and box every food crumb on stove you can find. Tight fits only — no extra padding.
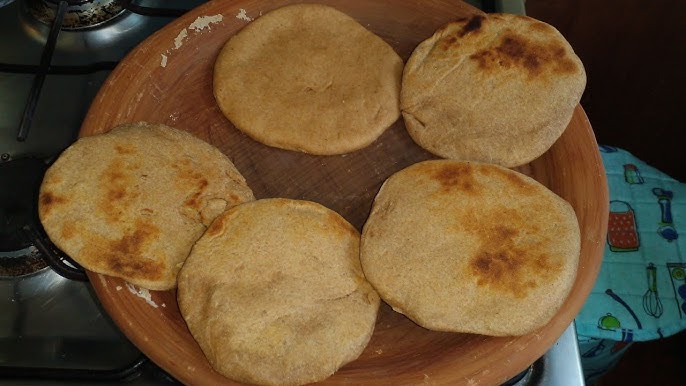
[161,303,166,308]
[160,54,168,68]
[116,285,122,291]
[375,349,383,355]
[236,8,253,22]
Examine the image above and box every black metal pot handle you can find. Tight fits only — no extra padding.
[23,225,88,282]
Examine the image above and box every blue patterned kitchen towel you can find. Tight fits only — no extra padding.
[575,146,686,342]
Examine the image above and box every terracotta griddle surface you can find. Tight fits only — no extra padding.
[81,1,608,384]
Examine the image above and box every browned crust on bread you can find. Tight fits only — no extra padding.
[400,13,586,167]
[360,160,580,336]
[38,122,254,290]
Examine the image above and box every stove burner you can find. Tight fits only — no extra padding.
[0,246,48,277]
[26,0,126,30]
[0,157,49,276]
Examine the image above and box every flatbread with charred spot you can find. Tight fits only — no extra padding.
[400,13,586,167]
[38,122,254,290]
[360,160,580,336]
[177,198,380,386]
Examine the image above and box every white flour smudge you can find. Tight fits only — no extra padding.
[174,28,188,49]
[236,8,253,22]
[160,15,224,67]
[126,283,159,308]
[189,14,224,31]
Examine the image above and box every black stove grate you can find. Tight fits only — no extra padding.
[0,356,149,381]
[16,0,68,141]
[0,60,119,74]
[2,0,190,143]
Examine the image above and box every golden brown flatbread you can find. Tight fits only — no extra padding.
[401,13,586,167]
[360,160,580,336]
[213,3,403,155]
[177,198,379,385]
[38,122,254,290]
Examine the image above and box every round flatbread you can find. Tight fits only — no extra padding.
[38,122,254,290]
[401,13,586,167]
[213,4,403,155]
[360,160,580,336]
[177,198,380,386]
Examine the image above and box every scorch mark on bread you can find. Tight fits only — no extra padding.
[469,32,578,78]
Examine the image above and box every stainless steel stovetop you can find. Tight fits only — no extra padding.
[1,1,204,383]
[0,1,583,385]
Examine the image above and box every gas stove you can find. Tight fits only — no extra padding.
[0,1,205,384]
[0,1,582,385]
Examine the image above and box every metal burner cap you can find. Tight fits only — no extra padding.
[0,246,48,277]
[27,0,126,30]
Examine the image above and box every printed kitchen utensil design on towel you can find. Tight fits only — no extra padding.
[623,164,644,184]
[643,263,664,318]
[653,188,678,242]
[576,146,686,343]
[607,200,640,252]
[666,263,686,318]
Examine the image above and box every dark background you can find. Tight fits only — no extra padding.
[527,0,685,182]
[526,1,686,385]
